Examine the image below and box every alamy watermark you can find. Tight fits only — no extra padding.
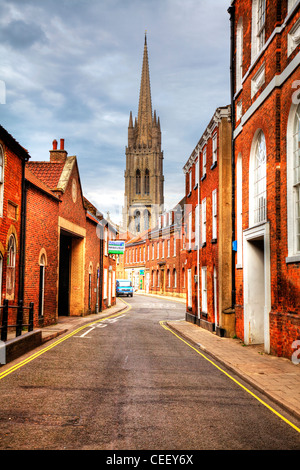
[292,80,300,105]
[0,80,6,104]
[291,340,300,365]
[0,340,6,365]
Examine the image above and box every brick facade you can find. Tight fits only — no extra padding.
[230,0,300,357]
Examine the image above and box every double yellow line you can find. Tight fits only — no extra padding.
[0,300,131,382]
[160,321,300,435]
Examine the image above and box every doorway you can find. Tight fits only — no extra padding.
[243,224,271,352]
[58,232,71,316]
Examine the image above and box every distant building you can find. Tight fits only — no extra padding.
[122,34,164,235]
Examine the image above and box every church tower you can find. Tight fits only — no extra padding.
[123,34,164,235]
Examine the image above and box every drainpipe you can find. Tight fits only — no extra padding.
[228,2,236,309]
[197,150,200,322]
[99,222,104,312]
[18,157,28,303]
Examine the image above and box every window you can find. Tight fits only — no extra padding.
[157,270,160,288]
[189,170,192,194]
[212,190,217,240]
[135,211,141,233]
[195,204,200,247]
[152,243,154,259]
[147,244,150,260]
[167,269,171,288]
[39,254,46,317]
[144,209,150,230]
[145,169,150,195]
[188,211,192,250]
[212,133,218,165]
[167,240,170,257]
[236,18,243,91]
[293,105,300,252]
[202,148,207,178]
[6,234,16,298]
[157,241,159,259]
[251,131,267,225]
[252,0,266,60]
[195,159,199,187]
[173,236,176,256]
[201,199,207,245]
[104,228,108,256]
[173,269,177,288]
[0,145,4,217]
[103,269,108,299]
[136,169,141,194]
[201,267,207,313]
[236,154,243,266]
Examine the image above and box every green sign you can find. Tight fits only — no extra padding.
[108,240,125,254]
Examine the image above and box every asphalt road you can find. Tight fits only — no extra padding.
[0,294,299,451]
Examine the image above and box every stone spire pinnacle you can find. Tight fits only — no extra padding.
[137,32,153,146]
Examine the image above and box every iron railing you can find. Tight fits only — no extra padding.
[0,300,34,342]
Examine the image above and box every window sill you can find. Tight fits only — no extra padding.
[201,242,206,248]
[201,174,206,182]
[211,238,217,244]
[187,192,191,198]
[210,162,217,170]
[193,183,198,190]
[286,255,300,264]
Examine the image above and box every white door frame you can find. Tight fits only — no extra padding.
[243,222,271,353]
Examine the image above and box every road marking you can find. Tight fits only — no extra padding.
[74,327,96,338]
[0,301,131,381]
[159,321,300,435]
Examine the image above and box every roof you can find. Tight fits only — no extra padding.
[25,167,60,201]
[26,161,65,189]
[0,125,31,161]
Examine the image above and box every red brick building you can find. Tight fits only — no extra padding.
[122,199,186,298]
[0,126,30,323]
[229,0,300,357]
[24,139,116,328]
[183,106,233,336]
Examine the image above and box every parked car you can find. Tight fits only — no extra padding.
[116,279,134,297]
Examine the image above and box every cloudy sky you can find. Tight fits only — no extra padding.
[0,0,231,224]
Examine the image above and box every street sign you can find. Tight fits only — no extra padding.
[108,240,125,254]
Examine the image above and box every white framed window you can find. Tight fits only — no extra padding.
[202,147,207,177]
[147,244,150,260]
[157,270,160,288]
[167,239,170,257]
[201,198,206,245]
[162,240,165,258]
[212,133,218,165]
[236,18,243,91]
[195,204,200,247]
[189,170,192,194]
[250,130,267,226]
[104,228,108,256]
[252,0,266,60]
[157,241,159,259]
[195,159,199,187]
[201,267,207,313]
[39,253,46,318]
[173,269,177,288]
[173,236,176,256]
[152,243,154,259]
[236,154,243,267]
[167,269,171,288]
[0,145,4,217]
[103,269,108,299]
[188,211,192,250]
[292,105,300,254]
[212,189,217,240]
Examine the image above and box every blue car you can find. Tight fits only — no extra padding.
[116,279,134,297]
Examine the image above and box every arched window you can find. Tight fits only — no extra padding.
[136,169,141,194]
[145,169,150,195]
[6,234,16,298]
[39,254,46,318]
[135,211,141,233]
[144,209,150,230]
[293,105,300,252]
[167,269,170,288]
[173,269,177,288]
[236,154,243,266]
[250,130,267,226]
[287,103,300,257]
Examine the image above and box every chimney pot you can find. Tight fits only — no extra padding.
[53,139,58,150]
[60,139,64,150]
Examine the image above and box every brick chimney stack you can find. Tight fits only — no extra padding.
[50,138,68,163]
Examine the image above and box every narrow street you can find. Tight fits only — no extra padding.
[0,295,299,451]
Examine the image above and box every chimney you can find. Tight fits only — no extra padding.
[50,138,68,163]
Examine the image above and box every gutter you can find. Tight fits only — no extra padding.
[18,157,29,303]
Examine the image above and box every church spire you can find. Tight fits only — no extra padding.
[137,31,153,146]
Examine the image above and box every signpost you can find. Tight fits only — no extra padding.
[108,240,125,254]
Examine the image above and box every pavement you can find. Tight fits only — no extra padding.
[9,292,300,423]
